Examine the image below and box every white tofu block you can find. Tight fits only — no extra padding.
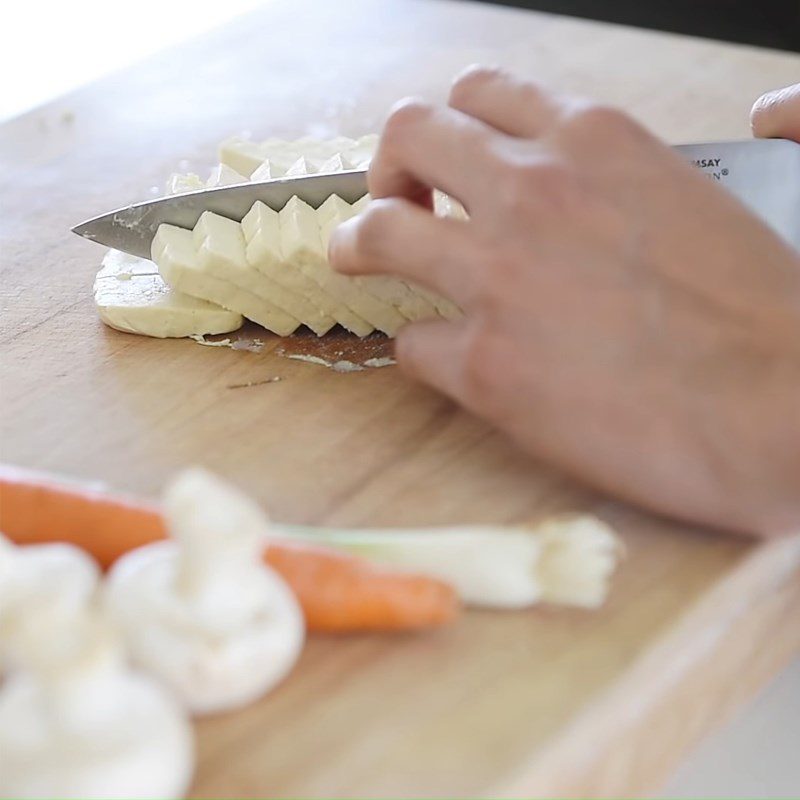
[165,172,204,196]
[152,225,300,336]
[285,156,312,177]
[281,196,407,336]
[218,137,272,176]
[250,160,277,181]
[350,192,464,321]
[242,201,350,334]
[193,212,334,336]
[342,134,379,168]
[94,250,243,338]
[206,164,248,188]
[219,135,379,176]
[319,195,440,323]
[415,284,464,320]
[316,153,353,174]
[161,136,462,337]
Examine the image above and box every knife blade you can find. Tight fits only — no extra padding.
[674,138,800,249]
[71,169,369,260]
[72,138,800,260]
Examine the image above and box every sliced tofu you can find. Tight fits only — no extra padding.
[317,153,353,174]
[192,211,335,336]
[157,136,462,338]
[318,195,440,323]
[165,172,204,195]
[242,201,353,334]
[152,225,300,336]
[219,135,380,177]
[250,160,278,181]
[329,194,459,323]
[206,164,248,188]
[218,137,275,177]
[280,196,407,336]
[344,134,380,168]
[284,156,313,177]
[94,250,243,338]
[278,161,406,334]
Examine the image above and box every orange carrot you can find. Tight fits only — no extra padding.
[0,463,167,567]
[264,541,457,632]
[0,463,458,632]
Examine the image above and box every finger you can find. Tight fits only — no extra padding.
[395,318,469,402]
[448,64,563,138]
[369,97,499,211]
[751,83,800,142]
[329,197,479,304]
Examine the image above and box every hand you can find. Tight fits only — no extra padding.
[751,82,800,141]
[329,67,800,536]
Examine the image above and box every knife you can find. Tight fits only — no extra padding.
[72,138,800,259]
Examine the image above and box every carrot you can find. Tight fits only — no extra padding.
[264,541,458,632]
[0,463,167,567]
[0,463,458,632]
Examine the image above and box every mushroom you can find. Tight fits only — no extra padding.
[104,468,305,715]
[0,537,194,799]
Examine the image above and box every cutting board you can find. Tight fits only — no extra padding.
[1,0,799,796]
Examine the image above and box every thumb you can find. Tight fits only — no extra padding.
[751,83,800,142]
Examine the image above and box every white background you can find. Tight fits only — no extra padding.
[0,0,264,121]
[1,1,797,795]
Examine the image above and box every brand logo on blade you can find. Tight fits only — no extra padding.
[690,157,730,181]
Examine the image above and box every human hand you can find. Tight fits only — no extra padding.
[329,67,800,536]
[752,82,800,141]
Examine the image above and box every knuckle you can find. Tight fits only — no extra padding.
[564,101,636,139]
[514,78,550,110]
[383,98,434,145]
[450,64,505,105]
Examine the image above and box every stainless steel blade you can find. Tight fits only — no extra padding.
[71,169,369,259]
[674,138,800,249]
[72,138,800,260]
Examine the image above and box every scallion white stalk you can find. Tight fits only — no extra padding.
[274,515,621,610]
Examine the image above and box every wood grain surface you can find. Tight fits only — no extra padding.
[1,1,799,796]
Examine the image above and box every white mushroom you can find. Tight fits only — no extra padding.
[104,468,305,715]
[0,538,194,800]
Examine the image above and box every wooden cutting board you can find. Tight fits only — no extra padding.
[1,0,799,796]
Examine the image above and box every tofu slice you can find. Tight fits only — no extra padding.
[318,195,440,322]
[94,250,243,338]
[218,137,277,177]
[348,193,464,322]
[165,172,204,195]
[317,194,436,320]
[343,134,380,168]
[206,164,248,187]
[285,156,313,177]
[242,201,358,335]
[250,160,278,181]
[219,135,380,177]
[152,225,300,336]
[162,136,461,337]
[317,153,353,174]
[192,211,335,336]
[280,157,406,334]
[280,196,405,336]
